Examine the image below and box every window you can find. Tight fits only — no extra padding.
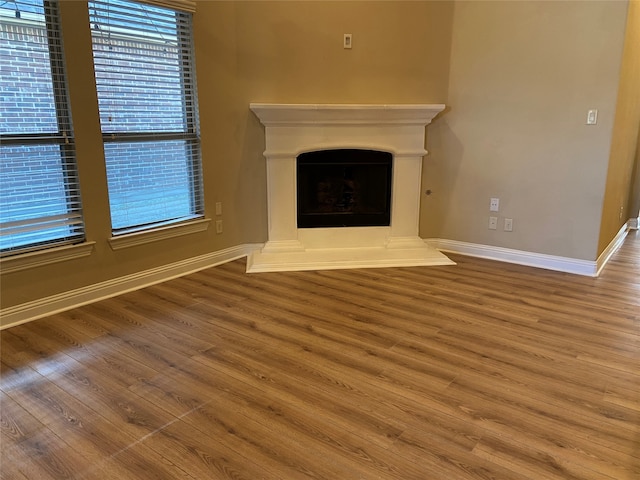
[0,0,84,255]
[89,0,203,234]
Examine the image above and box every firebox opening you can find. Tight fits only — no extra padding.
[297,149,392,228]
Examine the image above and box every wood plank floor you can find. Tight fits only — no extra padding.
[1,231,639,479]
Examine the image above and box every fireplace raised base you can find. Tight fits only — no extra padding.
[247,229,452,273]
[247,103,454,273]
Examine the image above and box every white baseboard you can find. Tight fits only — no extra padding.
[628,216,639,230]
[0,244,262,330]
[4,223,634,329]
[595,221,630,276]
[427,220,633,278]
[425,239,598,277]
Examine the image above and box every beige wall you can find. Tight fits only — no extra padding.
[421,0,628,261]
[629,131,640,219]
[599,0,640,253]
[0,1,454,312]
[2,0,635,317]
[226,1,453,104]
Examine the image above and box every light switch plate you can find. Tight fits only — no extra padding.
[344,34,352,49]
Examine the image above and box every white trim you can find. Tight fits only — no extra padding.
[628,216,639,230]
[247,245,454,274]
[426,239,598,277]
[0,242,96,275]
[595,221,630,276]
[263,148,429,159]
[249,103,445,126]
[250,103,445,271]
[6,228,632,329]
[0,244,261,330]
[109,218,211,250]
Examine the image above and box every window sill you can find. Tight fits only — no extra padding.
[108,218,211,251]
[0,241,96,275]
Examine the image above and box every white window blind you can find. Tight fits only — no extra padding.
[0,0,84,256]
[89,0,203,233]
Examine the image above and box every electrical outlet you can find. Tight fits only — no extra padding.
[215,220,223,234]
[489,216,498,230]
[490,198,500,212]
[504,218,513,232]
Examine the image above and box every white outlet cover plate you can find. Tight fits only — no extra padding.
[504,218,513,231]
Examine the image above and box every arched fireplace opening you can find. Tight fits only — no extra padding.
[297,149,392,228]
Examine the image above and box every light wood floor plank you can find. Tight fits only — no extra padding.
[1,230,639,479]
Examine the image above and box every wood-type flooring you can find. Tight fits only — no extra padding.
[1,231,639,479]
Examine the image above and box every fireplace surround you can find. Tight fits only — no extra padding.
[247,103,454,273]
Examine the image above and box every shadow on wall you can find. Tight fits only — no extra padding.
[630,127,640,220]
[420,111,464,239]
[238,107,269,240]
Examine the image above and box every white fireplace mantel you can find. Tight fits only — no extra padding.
[247,103,454,273]
[249,103,445,126]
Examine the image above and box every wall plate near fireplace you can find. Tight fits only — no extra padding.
[247,103,455,273]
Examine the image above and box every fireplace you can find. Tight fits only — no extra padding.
[297,149,392,228]
[247,103,454,273]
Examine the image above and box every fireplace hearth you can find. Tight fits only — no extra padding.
[247,103,454,273]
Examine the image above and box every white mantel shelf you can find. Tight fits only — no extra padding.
[249,103,447,126]
[247,103,454,273]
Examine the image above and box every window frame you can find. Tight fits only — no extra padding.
[89,0,204,235]
[0,0,85,257]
